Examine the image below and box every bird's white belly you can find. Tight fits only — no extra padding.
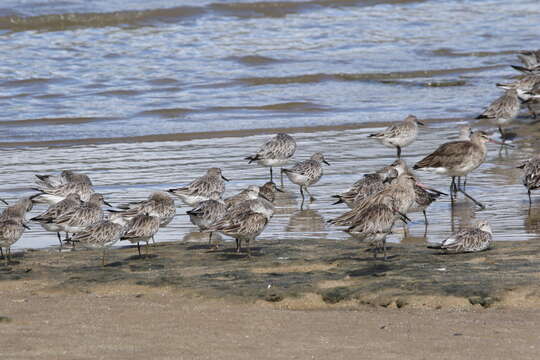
[258,159,290,167]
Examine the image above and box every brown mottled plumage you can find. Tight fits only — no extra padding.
[517,156,540,205]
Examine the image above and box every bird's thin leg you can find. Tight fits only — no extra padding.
[280,168,284,188]
[450,177,456,197]
[383,240,387,261]
[235,238,241,253]
[423,210,428,225]
[463,176,467,190]
[527,103,537,119]
[528,189,532,207]
[396,146,401,159]
[56,232,63,251]
[269,167,273,182]
[208,232,213,248]
[137,242,141,257]
[459,188,485,210]
[0,247,3,258]
[299,186,305,210]
[498,126,505,140]
[304,187,316,203]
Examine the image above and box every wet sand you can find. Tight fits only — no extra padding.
[2,236,540,358]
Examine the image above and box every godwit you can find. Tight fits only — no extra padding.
[456,125,473,189]
[168,167,229,207]
[413,131,502,209]
[428,220,492,253]
[476,89,520,139]
[282,152,329,209]
[186,192,227,247]
[30,193,82,247]
[368,115,424,158]
[517,156,540,205]
[245,133,296,183]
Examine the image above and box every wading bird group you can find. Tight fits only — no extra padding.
[1,50,540,265]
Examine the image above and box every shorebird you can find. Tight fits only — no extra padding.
[119,202,161,257]
[30,193,82,247]
[245,133,296,183]
[329,173,420,227]
[35,170,92,188]
[282,152,329,209]
[517,156,540,205]
[413,131,502,209]
[258,181,283,204]
[51,193,111,241]
[517,50,540,70]
[0,217,29,266]
[368,115,424,158]
[114,192,176,227]
[31,180,94,205]
[428,220,492,253]
[224,185,259,209]
[70,218,125,266]
[210,185,280,256]
[331,160,404,208]
[186,192,227,247]
[0,197,33,222]
[456,125,473,189]
[411,181,444,225]
[168,167,229,207]
[344,197,410,260]
[476,89,520,139]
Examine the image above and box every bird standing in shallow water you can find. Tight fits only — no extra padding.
[428,220,492,253]
[476,89,520,140]
[368,115,424,158]
[245,133,296,184]
[168,168,229,207]
[413,131,503,209]
[517,156,540,206]
[282,152,329,209]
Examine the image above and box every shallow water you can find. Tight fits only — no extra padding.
[1,0,540,249]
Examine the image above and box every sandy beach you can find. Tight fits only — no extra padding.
[2,237,540,359]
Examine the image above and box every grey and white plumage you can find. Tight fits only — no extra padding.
[30,193,81,246]
[368,115,424,158]
[114,192,176,227]
[49,193,109,235]
[344,198,408,260]
[282,152,329,207]
[186,192,227,246]
[457,125,472,141]
[70,218,125,266]
[517,50,540,69]
[428,220,492,253]
[0,217,28,265]
[168,167,229,207]
[0,197,33,222]
[476,89,520,138]
[332,160,404,208]
[32,180,95,205]
[245,133,296,182]
[224,185,259,209]
[517,156,540,205]
[414,131,497,209]
[209,185,279,255]
[35,170,92,189]
[329,173,418,227]
[120,204,161,257]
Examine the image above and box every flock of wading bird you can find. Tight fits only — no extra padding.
[2,51,540,265]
